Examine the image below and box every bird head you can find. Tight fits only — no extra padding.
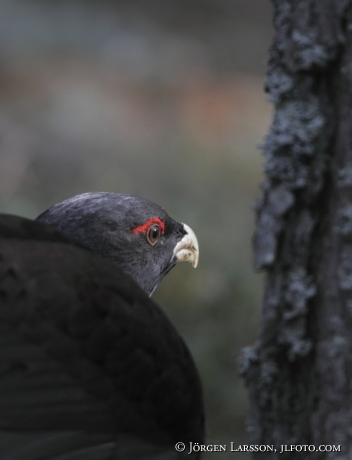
[36,192,199,296]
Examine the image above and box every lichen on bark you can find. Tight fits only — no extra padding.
[242,1,352,457]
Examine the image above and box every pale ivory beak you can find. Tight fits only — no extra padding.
[173,223,199,268]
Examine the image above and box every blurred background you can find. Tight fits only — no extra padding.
[0,0,273,457]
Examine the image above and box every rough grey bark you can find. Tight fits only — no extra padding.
[241,0,352,458]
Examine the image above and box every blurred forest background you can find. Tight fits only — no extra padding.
[0,0,273,457]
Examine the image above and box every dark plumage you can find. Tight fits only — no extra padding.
[36,193,198,296]
[0,193,204,459]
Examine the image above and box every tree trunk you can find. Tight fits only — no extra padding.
[242,1,352,457]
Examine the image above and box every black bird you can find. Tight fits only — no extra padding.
[0,192,204,459]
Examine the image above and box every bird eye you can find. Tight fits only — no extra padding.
[147,224,161,245]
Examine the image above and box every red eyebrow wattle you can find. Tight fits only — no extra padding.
[131,217,166,234]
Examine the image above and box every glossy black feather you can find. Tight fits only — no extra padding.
[0,213,204,459]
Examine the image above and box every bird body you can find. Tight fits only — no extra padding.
[0,194,204,459]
